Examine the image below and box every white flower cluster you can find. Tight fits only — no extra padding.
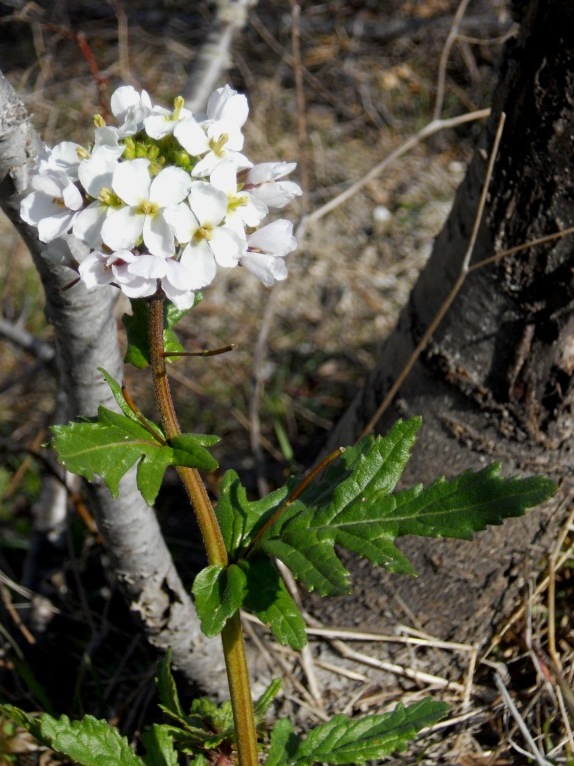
[21,85,302,309]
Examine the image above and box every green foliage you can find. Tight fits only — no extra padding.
[123,298,200,368]
[214,470,292,558]
[50,372,219,506]
[0,706,145,766]
[256,418,556,596]
[193,417,556,646]
[192,564,248,637]
[264,699,449,765]
[153,655,282,761]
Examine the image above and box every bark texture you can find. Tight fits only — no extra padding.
[319,0,574,649]
[0,72,226,696]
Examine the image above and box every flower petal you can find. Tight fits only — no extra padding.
[143,213,176,257]
[210,227,246,267]
[174,118,210,155]
[163,202,196,243]
[102,206,144,251]
[112,159,151,206]
[73,201,108,248]
[179,242,217,288]
[240,252,287,286]
[149,166,192,207]
[188,182,228,226]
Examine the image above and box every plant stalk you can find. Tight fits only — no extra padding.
[147,295,259,766]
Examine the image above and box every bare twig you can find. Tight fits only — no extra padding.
[358,111,506,437]
[290,1,310,207]
[433,0,472,120]
[494,671,553,766]
[298,108,490,239]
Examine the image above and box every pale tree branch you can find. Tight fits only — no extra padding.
[0,70,226,697]
[181,0,258,112]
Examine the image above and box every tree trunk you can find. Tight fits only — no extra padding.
[0,72,226,697]
[318,0,574,650]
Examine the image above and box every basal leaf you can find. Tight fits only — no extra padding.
[256,418,557,596]
[215,470,291,557]
[51,408,219,506]
[192,564,247,637]
[156,650,185,720]
[142,724,179,766]
[265,719,300,766]
[0,706,145,766]
[253,679,283,723]
[292,699,448,765]
[239,557,307,650]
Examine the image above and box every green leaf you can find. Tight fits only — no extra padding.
[0,706,145,766]
[142,725,179,766]
[238,557,307,650]
[276,699,448,765]
[156,650,184,720]
[123,297,200,369]
[215,470,291,557]
[265,719,300,766]
[98,368,164,439]
[169,434,220,472]
[253,679,282,723]
[192,564,248,637]
[51,408,219,506]
[256,418,557,596]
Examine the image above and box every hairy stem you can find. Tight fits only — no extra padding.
[147,295,258,766]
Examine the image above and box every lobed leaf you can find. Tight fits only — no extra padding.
[239,557,307,649]
[51,407,219,506]
[255,418,557,596]
[215,470,291,557]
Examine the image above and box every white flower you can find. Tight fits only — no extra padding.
[209,161,267,237]
[78,248,158,299]
[37,141,84,181]
[101,159,192,257]
[243,162,302,208]
[205,85,249,124]
[20,169,84,243]
[72,147,120,248]
[174,86,252,177]
[93,126,127,160]
[144,96,193,140]
[110,85,153,135]
[164,181,246,288]
[78,249,196,309]
[241,219,296,286]
[125,253,196,309]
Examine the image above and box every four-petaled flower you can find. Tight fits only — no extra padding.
[20,83,301,306]
[101,159,192,257]
[164,182,247,289]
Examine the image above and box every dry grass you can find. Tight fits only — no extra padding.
[1,1,572,763]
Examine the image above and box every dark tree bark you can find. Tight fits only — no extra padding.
[318,0,574,650]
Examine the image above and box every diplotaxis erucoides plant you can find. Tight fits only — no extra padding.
[1,84,556,766]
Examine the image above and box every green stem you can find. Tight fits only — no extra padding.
[147,295,259,766]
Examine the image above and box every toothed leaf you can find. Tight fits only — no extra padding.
[51,408,218,506]
[0,706,145,766]
[253,418,556,596]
